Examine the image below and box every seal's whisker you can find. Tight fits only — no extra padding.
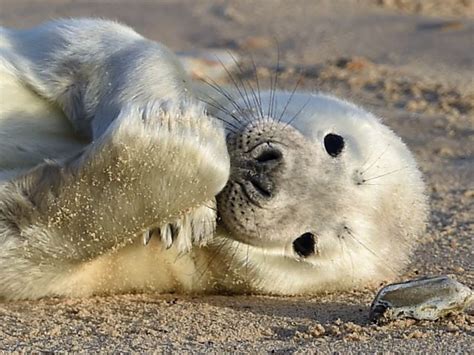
[194,238,230,281]
[360,143,391,175]
[250,52,265,119]
[278,74,303,124]
[224,53,255,115]
[196,90,240,123]
[226,50,263,121]
[359,149,376,173]
[214,56,254,122]
[268,40,281,123]
[363,166,410,183]
[198,98,241,132]
[209,104,241,126]
[209,112,240,133]
[267,68,274,120]
[284,97,311,129]
[272,40,281,119]
[200,79,247,121]
[200,77,250,123]
[359,182,394,186]
[212,115,239,134]
[202,202,218,213]
[344,227,399,275]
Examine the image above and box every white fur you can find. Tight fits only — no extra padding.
[208,92,427,295]
[0,19,427,300]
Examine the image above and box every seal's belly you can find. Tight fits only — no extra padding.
[62,237,201,297]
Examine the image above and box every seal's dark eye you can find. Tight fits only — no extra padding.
[293,232,316,258]
[324,133,344,157]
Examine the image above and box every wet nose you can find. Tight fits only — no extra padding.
[251,144,283,170]
[253,146,283,166]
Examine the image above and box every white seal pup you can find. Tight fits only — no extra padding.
[0,19,427,300]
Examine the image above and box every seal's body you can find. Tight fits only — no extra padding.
[0,19,427,300]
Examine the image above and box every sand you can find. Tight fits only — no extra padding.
[0,0,472,352]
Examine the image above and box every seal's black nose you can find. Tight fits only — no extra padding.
[251,144,283,174]
[254,148,282,164]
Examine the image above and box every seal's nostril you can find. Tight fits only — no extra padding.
[255,149,282,163]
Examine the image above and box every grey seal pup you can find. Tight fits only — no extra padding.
[0,19,427,300]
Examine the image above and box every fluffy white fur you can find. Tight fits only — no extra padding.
[0,19,427,300]
[211,91,427,294]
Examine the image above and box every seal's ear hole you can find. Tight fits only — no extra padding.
[293,232,316,258]
[324,133,345,157]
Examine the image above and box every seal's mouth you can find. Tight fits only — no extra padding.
[233,179,269,208]
[247,175,274,198]
[225,142,283,207]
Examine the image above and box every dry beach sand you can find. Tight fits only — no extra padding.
[0,0,473,352]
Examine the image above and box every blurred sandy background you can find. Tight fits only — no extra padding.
[0,0,473,352]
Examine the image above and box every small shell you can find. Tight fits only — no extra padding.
[369,275,473,323]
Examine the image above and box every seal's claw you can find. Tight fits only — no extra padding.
[142,230,153,246]
[159,224,174,249]
[174,201,217,253]
[148,200,217,253]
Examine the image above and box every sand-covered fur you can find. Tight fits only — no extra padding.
[0,18,427,300]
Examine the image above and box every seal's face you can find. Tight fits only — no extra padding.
[215,91,426,290]
[219,119,316,248]
[217,114,357,261]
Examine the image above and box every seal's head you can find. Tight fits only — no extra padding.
[212,91,427,294]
